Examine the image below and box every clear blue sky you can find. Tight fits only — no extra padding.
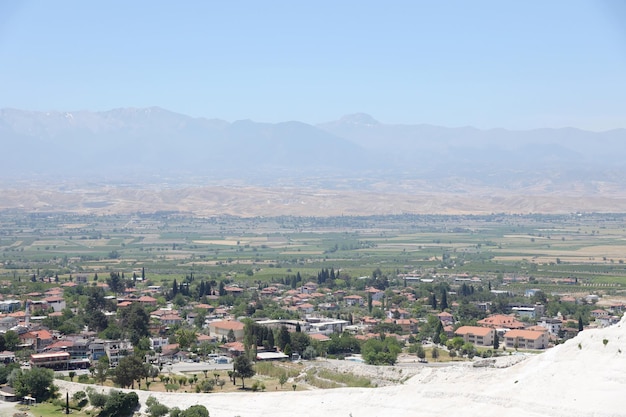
[1,1,625,130]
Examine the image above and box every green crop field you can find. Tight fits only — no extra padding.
[1,211,626,294]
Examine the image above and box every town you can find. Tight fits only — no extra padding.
[0,211,624,410]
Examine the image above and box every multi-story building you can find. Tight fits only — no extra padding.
[454,326,496,347]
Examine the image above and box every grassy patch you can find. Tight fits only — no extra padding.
[26,402,91,417]
[255,361,301,379]
[316,369,372,388]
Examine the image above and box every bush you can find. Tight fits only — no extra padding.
[78,374,90,383]
[179,405,209,417]
[251,381,265,392]
[73,391,87,401]
[146,396,169,417]
[196,379,215,393]
[86,389,107,408]
[165,383,180,392]
[98,390,139,417]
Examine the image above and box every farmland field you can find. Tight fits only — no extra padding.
[0,211,625,296]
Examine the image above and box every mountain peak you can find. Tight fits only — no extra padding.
[338,113,380,126]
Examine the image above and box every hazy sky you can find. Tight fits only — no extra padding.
[1,1,625,130]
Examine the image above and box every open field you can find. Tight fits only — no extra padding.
[1,211,626,298]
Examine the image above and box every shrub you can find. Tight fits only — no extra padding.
[251,381,265,392]
[99,390,139,417]
[86,388,107,408]
[146,396,169,417]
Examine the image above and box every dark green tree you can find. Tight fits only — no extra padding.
[99,390,139,417]
[113,355,148,389]
[440,290,448,311]
[233,355,255,389]
[433,320,443,345]
[179,405,209,417]
[107,272,126,294]
[119,303,151,345]
[289,332,310,354]
[12,367,55,401]
[578,316,584,332]
[277,325,291,351]
[95,355,109,385]
[493,332,499,350]
[4,330,19,351]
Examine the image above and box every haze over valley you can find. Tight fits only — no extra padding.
[3,107,626,216]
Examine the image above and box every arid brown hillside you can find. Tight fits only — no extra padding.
[2,183,626,216]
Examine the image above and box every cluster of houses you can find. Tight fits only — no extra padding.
[0,274,623,372]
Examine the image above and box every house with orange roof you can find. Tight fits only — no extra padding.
[224,286,244,296]
[395,318,418,334]
[437,311,454,324]
[44,295,66,312]
[295,303,315,314]
[160,314,183,326]
[504,329,548,349]
[477,314,525,330]
[20,329,54,352]
[454,326,496,347]
[309,333,330,342]
[196,334,217,344]
[365,287,385,301]
[220,341,245,357]
[138,295,157,306]
[590,309,609,319]
[344,295,364,307]
[388,308,410,320]
[209,320,245,341]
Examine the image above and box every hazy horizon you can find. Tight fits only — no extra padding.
[1,1,626,131]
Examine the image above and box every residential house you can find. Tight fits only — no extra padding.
[537,318,562,335]
[159,313,183,326]
[437,311,454,325]
[395,318,418,334]
[150,337,170,351]
[138,295,158,307]
[296,303,315,315]
[365,287,385,302]
[0,317,18,331]
[219,341,245,357]
[477,314,526,330]
[0,300,20,313]
[503,329,548,349]
[43,295,66,312]
[454,326,496,347]
[388,308,410,320]
[104,340,133,367]
[224,286,244,296]
[590,309,609,319]
[208,320,245,342]
[344,295,364,307]
[30,351,71,370]
[18,329,53,352]
[88,341,106,361]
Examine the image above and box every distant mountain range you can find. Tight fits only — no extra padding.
[3,107,626,193]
